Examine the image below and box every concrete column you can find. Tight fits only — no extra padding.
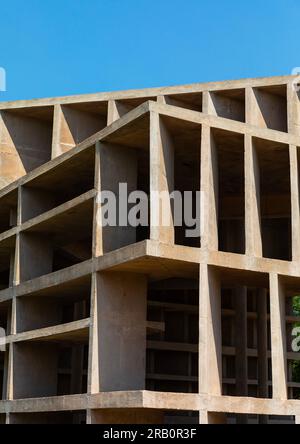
[257,288,269,398]
[6,344,13,400]
[246,86,262,127]
[287,81,300,136]
[200,125,218,251]
[257,288,269,424]
[51,104,62,159]
[234,286,248,424]
[88,271,147,393]
[289,145,300,261]
[107,100,120,125]
[202,91,214,115]
[149,111,175,244]
[92,142,103,257]
[245,134,262,257]
[269,273,288,400]
[234,286,248,397]
[199,264,222,396]
[87,273,99,394]
[70,301,85,394]
[1,349,9,400]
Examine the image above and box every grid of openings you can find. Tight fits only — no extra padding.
[146,278,199,393]
[0,76,299,424]
[221,281,272,398]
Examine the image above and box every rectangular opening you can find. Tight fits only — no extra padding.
[159,115,201,247]
[0,300,11,336]
[0,107,54,182]
[226,413,295,424]
[13,335,89,399]
[100,113,150,252]
[0,305,10,399]
[164,410,199,424]
[212,128,245,254]
[114,97,156,119]
[19,196,93,282]
[8,411,86,424]
[164,92,202,112]
[0,235,16,290]
[251,85,287,132]
[57,102,108,155]
[146,277,199,393]
[209,89,245,122]
[254,137,291,260]
[0,351,5,400]
[220,269,271,398]
[16,275,91,333]
[0,189,18,234]
[21,147,95,222]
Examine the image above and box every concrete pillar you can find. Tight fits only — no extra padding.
[92,142,102,257]
[269,273,288,400]
[107,100,131,124]
[70,301,85,394]
[234,286,248,397]
[202,91,215,115]
[199,264,222,396]
[150,111,175,244]
[287,81,300,136]
[1,349,9,400]
[257,288,269,423]
[245,134,262,257]
[234,286,248,424]
[200,125,218,250]
[257,288,269,399]
[88,271,147,393]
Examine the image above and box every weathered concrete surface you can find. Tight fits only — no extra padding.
[0,75,298,424]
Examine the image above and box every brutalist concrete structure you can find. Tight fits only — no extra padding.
[0,75,300,424]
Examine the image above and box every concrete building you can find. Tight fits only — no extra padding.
[0,75,299,424]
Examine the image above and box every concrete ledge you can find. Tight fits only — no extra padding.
[2,391,300,416]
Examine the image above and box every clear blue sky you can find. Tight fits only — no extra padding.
[0,0,299,101]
